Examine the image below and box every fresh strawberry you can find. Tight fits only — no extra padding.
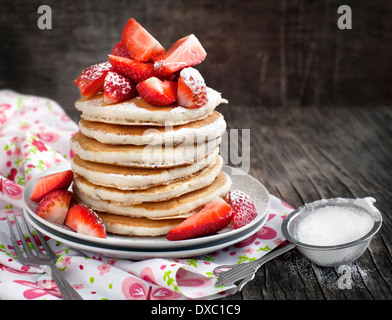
[36,190,72,225]
[166,197,232,241]
[229,190,258,229]
[111,42,131,59]
[177,67,208,108]
[30,170,73,203]
[153,34,207,76]
[121,18,165,62]
[65,204,106,238]
[103,71,136,104]
[136,77,177,106]
[74,62,113,97]
[108,54,157,83]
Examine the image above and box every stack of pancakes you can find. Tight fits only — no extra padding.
[70,87,231,237]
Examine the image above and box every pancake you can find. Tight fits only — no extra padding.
[96,212,185,237]
[71,148,219,190]
[72,155,223,205]
[78,111,226,146]
[74,87,228,126]
[70,131,222,167]
[73,171,232,219]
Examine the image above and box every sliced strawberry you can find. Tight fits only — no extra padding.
[111,42,131,59]
[30,170,73,203]
[229,190,258,229]
[103,71,136,104]
[36,190,72,225]
[153,34,207,76]
[65,204,106,238]
[177,67,208,108]
[166,197,232,241]
[136,77,177,106]
[108,54,157,83]
[74,62,113,97]
[121,18,165,62]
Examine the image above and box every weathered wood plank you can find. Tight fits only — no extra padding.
[219,104,392,300]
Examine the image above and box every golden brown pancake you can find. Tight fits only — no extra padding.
[70,131,221,167]
[78,111,226,146]
[73,171,232,219]
[72,155,223,205]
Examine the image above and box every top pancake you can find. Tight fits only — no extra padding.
[75,87,228,126]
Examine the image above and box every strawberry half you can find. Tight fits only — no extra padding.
[74,62,113,97]
[103,71,136,104]
[111,42,131,59]
[65,204,106,238]
[136,77,177,106]
[166,197,232,241]
[177,67,208,108]
[153,34,207,76]
[229,190,258,229]
[108,54,157,83]
[36,190,72,225]
[30,170,73,203]
[121,18,165,62]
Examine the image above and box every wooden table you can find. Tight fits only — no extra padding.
[222,105,392,300]
[67,104,392,300]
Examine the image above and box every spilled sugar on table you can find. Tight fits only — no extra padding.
[67,104,392,300]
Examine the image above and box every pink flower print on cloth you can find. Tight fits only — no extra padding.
[0,103,12,125]
[121,276,182,300]
[14,280,62,300]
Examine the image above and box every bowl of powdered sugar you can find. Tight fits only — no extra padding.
[281,197,382,267]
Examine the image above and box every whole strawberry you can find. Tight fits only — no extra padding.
[229,190,258,229]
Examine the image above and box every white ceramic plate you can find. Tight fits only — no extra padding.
[24,207,269,259]
[23,163,270,249]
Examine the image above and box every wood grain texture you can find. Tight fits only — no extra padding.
[218,104,392,300]
[0,0,391,113]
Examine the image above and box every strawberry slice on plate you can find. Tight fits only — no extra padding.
[111,42,132,59]
[108,54,157,83]
[177,67,208,108]
[65,204,106,238]
[121,18,165,62]
[74,62,113,97]
[136,77,177,106]
[30,170,73,203]
[229,190,258,229]
[103,71,136,104]
[166,197,232,241]
[36,190,72,225]
[153,34,207,76]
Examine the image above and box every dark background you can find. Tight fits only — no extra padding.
[0,0,391,118]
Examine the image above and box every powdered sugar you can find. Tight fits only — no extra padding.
[103,71,135,102]
[79,62,112,83]
[283,250,372,290]
[178,67,208,108]
[295,205,374,246]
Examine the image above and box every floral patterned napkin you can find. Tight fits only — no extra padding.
[0,89,293,300]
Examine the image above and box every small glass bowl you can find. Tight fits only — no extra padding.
[281,197,382,267]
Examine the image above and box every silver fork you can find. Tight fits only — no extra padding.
[213,243,295,291]
[6,214,83,300]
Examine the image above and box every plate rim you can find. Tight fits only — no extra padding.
[23,162,271,249]
[24,207,269,259]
